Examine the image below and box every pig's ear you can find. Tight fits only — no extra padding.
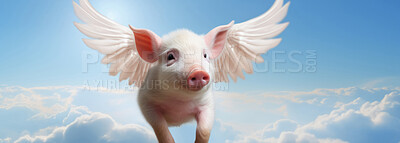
[204,21,234,59]
[129,25,162,63]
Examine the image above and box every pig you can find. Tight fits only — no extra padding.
[73,0,290,142]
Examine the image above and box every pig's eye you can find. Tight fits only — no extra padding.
[166,50,179,66]
[203,53,207,59]
[167,53,175,61]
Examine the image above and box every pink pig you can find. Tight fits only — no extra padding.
[73,0,289,142]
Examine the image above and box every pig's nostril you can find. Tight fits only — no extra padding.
[191,77,196,81]
[203,76,209,80]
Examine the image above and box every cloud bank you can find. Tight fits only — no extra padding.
[0,85,154,143]
[1,85,400,143]
[229,91,400,143]
[15,107,156,143]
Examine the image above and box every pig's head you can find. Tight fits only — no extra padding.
[129,21,233,92]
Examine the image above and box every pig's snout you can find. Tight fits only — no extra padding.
[187,70,210,91]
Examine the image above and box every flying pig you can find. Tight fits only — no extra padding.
[73,0,290,142]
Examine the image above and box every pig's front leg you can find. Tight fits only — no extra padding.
[195,107,214,143]
[143,107,175,143]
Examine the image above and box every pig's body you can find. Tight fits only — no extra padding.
[138,83,213,126]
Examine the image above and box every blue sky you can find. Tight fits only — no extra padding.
[1,0,399,90]
[1,0,400,143]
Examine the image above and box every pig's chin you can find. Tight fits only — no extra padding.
[185,83,210,92]
[187,86,205,92]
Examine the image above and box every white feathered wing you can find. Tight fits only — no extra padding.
[214,0,290,82]
[73,0,151,86]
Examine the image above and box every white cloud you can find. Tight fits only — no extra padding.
[262,119,299,138]
[0,137,11,143]
[14,112,156,143]
[360,77,400,89]
[62,105,92,124]
[0,85,80,118]
[226,119,348,143]
[0,85,140,120]
[231,91,400,143]
[297,92,400,143]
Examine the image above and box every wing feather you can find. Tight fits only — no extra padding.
[74,0,151,86]
[74,23,131,39]
[214,0,290,82]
